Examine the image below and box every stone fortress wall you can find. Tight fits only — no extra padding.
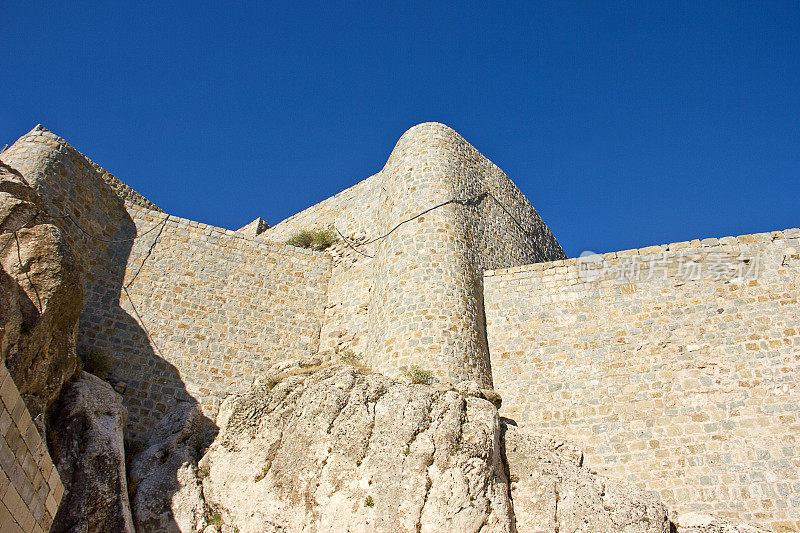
[0,123,797,529]
[2,124,564,434]
[263,122,565,386]
[485,230,800,531]
[1,127,332,437]
[262,172,383,366]
[87,205,331,437]
[0,362,64,533]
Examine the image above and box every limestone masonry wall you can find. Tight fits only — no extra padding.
[263,173,382,360]
[486,230,800,531]
[2,126,332,438]
[367,123,564,385]
[265,122,565,385]
[82,204,331,437]
[0,363,64,533]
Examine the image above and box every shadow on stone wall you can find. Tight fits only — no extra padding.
[74,197,216,530]
[0,127,214,531]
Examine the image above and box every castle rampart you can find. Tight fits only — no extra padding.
[2,123,797,529]
[485,230,800,530]
[2,127,333,437]
[0,361,64,533]
[367,123,564,385]
[265,122,564,385]
[82,204,332,437]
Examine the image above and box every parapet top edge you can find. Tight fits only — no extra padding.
[484,227,800,277]
[8,124,162,212]
[124,202,334,261]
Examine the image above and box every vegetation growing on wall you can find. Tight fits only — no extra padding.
[402,365,435,385]
[286,228,337,251]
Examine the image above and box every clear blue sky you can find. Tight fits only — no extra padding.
[3,2,798,257]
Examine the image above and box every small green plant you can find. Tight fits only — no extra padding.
[402,365,434,385]
[299,357,322,368]
[403,445,410,456]
[286,228,338,251]
[254,464,269,482]
[339,349,362,364]
[81,349,110,379]
[206,504,223,526]
[365,495,374,507]
[197,465,210,479]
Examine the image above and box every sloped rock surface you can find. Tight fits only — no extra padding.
[199,361,514,532]
[129,401,211,533]
[181,361,674,533]
[503,424,670,533]
[50,372,134,533]
[0,161,83,422]
[673,512,770,533]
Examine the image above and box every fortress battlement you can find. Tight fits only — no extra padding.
[1,123,798,530]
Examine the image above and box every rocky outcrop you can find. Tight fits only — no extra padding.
[0,161,84,423]
[50,372,135,533]
[503,425,669,533]
[197,361,514,532]
[126,361,670,533]
[129,401,212,533]
[673,513,771,533]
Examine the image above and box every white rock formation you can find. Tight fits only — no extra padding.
[198,361,514,532]
[504,425,669,533]
[125,360,673,533]
[0,162,84,424]
[129,401,211,532]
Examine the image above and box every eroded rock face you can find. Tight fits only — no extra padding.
[503,424,670,533]
[198,361,514,532]
[0,161,84,422]
[157,361,674,533]
[673,512,770,533]
[129,401,211,533]
[125,361,679,532]
[50,372,134,533]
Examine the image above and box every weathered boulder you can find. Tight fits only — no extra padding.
[454,379,503,409]
[50,371,135,533]
[198,361,515,532]
[503,424,670,533]
[129,401,211,532]
[127,361,680,532]
[0,161,83,423]
[673,512,770,533]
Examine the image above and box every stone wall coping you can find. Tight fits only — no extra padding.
[264,171,380,234]
[484,227,799,278]
[125,202,333,263]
